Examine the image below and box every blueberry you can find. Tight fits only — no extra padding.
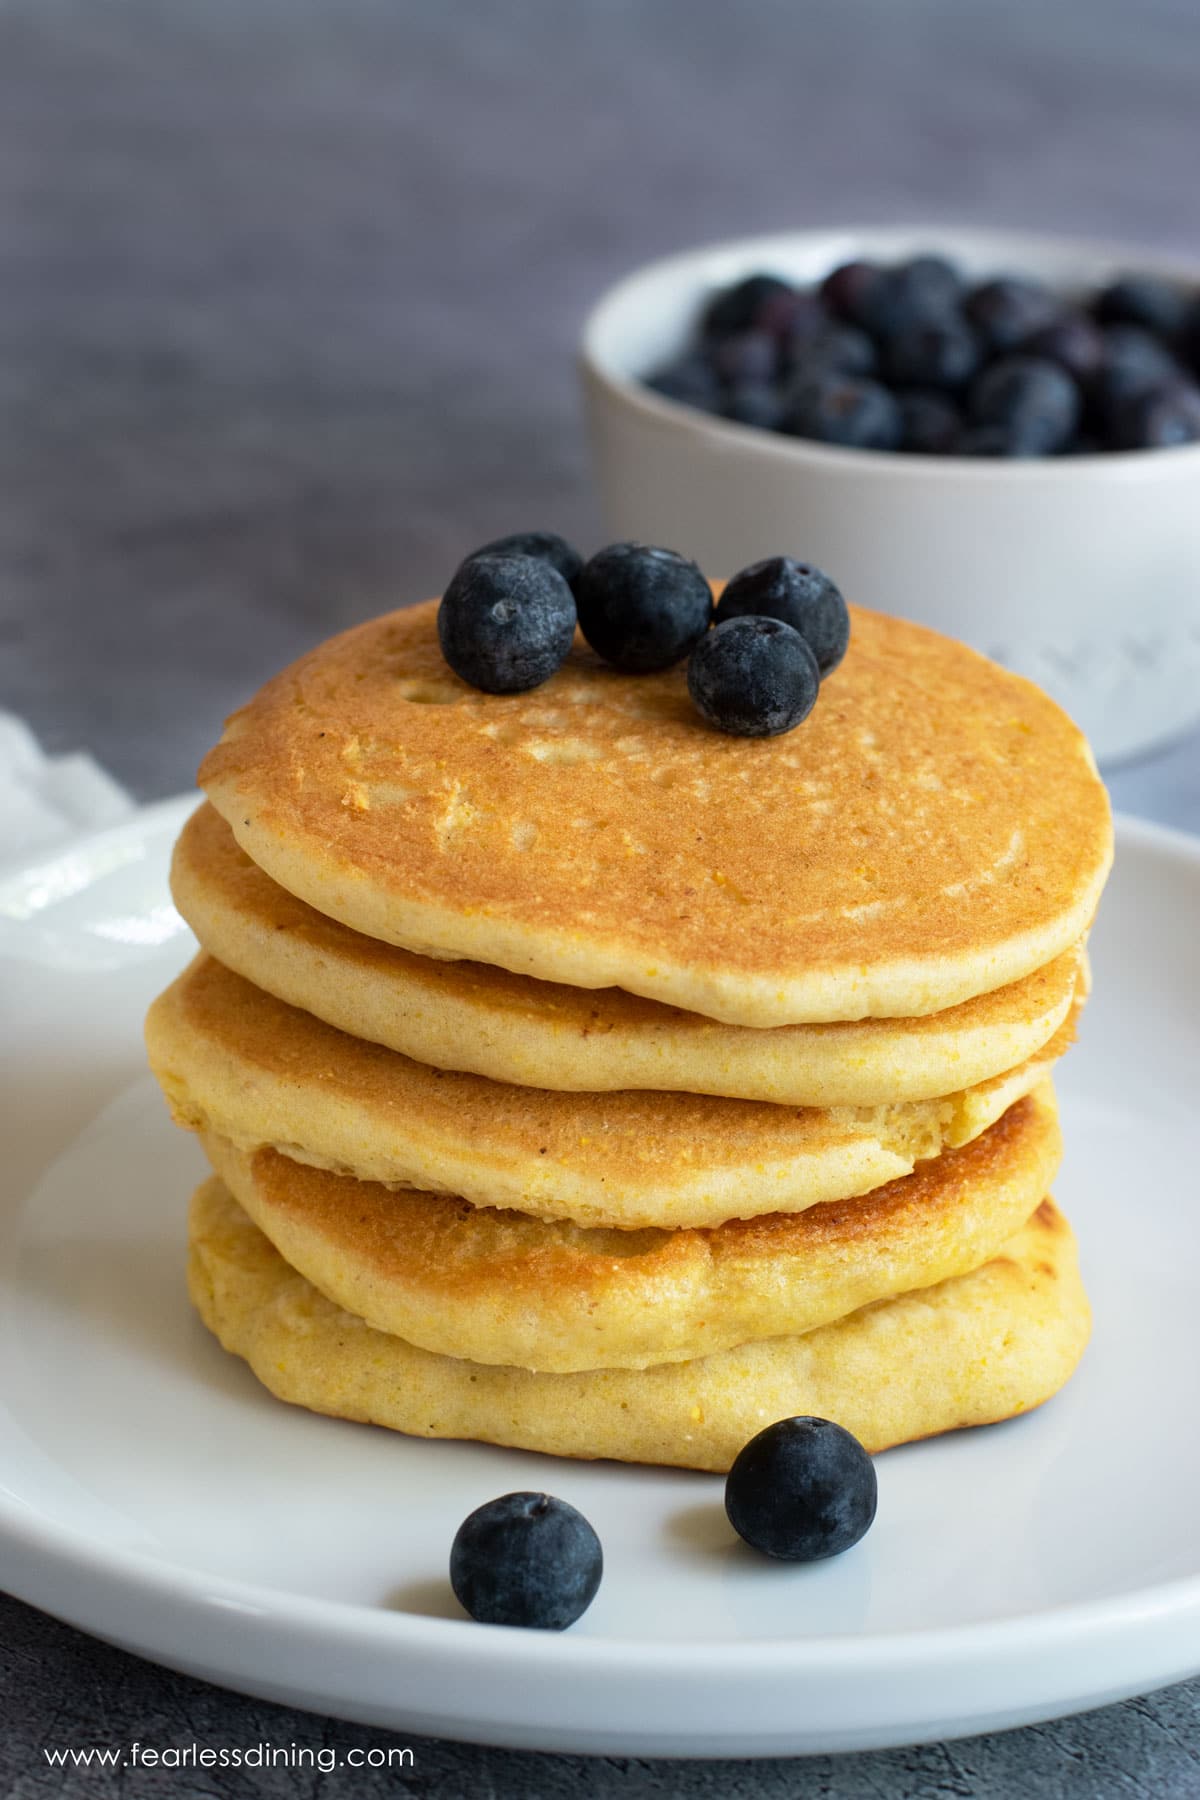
[1107,380,1200,450]
[449,1492,602,1630]
[769,288,831,346]
[645,352,722,412]
[1021,313,1106,384]
[863,254,964,337]
[466,531,585,595]
[1092,325,1182,417]
[819,259,886,329]
[687,616,819,737]
[575,542,712,673]
[1183,298,1200,376]
[702,274,796,341]
[725,1417,878,1562]
[969,355,1081,453]
[1061,434,1102,456]
[785,373,902,450]
[438,555,576,694]
[897,388,962,454]
[786,322,877,380]
[715,556,850,676]
[965,276,1060,354]
[952,423,1041,458]
[896,252,964,309]
[883,319,980,390]
[1095,274,1191,341]
[709,329,779,385]
[721,380,786,431]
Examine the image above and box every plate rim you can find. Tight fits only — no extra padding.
[2,800,1199,1745]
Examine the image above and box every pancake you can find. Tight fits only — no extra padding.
[199,597,1112,1027]
[147,954,1077,1230]
[189,1180,1090,1471]
[199,1084,1061,1372]
[173,802,1086,1107]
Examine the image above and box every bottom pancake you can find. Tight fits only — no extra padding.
[189,1180,1091,1472]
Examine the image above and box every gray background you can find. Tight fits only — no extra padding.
[2,1,1199,1794]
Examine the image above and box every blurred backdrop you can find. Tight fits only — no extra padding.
[3,0,1199,797]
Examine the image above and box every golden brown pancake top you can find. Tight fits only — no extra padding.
[200,598,1112,1025]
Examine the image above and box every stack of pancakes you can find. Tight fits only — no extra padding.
[146,599,1112,1473]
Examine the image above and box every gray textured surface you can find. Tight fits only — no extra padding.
[2,1,1199,1793]
[3,1595,1200,1799]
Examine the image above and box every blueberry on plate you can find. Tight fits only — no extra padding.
[715,555,850,677]
[438,554,576,694]
[964,275,1060,355]
[1095,274,1191,341]
[466,530,585,595]
[897,388,962,454]
[1107,380,1200,450]
[1020,313,1106,385]
[702,273,796,341]
[687,616,820,737]
[785,373,902,450]
[575,542,712,673]
[883,319,980,390]
[450,1492,603,1630]
[645,352,723,413]
[969,355,1081,454]
[725,1416,878,1562]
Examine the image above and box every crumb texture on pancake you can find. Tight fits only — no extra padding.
[199,599,1113,1026]
[147,953,1075,1230]
[173,801,1086,1106]
[189,1179,1091,1471]
[199,1084,1061,1371]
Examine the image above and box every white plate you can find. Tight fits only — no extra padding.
[0,799,1198,1758]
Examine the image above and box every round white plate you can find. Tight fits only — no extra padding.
[0,800,1198,1757]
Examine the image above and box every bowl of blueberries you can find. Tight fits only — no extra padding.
[579,226,1200,763]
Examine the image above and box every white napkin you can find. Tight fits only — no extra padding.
[0,710,135,868]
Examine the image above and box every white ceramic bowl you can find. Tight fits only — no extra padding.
[580,226,1200,764]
